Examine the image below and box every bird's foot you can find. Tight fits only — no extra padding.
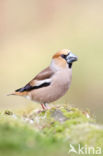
[41,103,50,110]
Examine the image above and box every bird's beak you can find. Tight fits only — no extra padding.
[66,52,78,63]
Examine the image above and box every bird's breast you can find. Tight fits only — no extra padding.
[52,69,72,91]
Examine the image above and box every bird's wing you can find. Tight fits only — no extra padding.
[15,67,54,92]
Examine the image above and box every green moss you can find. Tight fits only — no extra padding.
[0,105,103,156]
[0,113,66,156]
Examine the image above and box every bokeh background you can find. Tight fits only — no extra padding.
[0,0,103,122]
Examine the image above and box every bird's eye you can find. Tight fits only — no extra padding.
[61,54,67,59]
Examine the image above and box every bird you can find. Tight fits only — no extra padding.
[8,49,78,110]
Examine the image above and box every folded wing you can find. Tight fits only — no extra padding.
[15,67,54,92]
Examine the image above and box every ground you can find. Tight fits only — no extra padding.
[0,105,103,156]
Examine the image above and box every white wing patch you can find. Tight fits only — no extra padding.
[34,78,51,87]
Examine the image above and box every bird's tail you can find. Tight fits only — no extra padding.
[7,92,19,96]
[7,90,28,96]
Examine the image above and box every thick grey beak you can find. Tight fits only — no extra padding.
[66,52,78,63]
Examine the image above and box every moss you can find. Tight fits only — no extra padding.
[4,110,13,115]
[0,112,66,156]
[0,105,103,156]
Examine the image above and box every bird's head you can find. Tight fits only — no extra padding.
[51,49,78,69]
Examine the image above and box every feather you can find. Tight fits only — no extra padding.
[15,82,51,92]
[15,67,54,93]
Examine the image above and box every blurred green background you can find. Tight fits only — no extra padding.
[0,0,103,122]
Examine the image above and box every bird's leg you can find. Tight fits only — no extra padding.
[44,103,51,109]
[41,104,47,110]
[41,103,50,110]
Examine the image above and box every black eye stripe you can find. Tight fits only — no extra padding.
[61,54,67,59]
[61,53,70,59]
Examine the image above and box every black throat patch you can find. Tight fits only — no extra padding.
[68,63,72,68]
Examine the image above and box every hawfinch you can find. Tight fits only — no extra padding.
[9,49,78,110]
